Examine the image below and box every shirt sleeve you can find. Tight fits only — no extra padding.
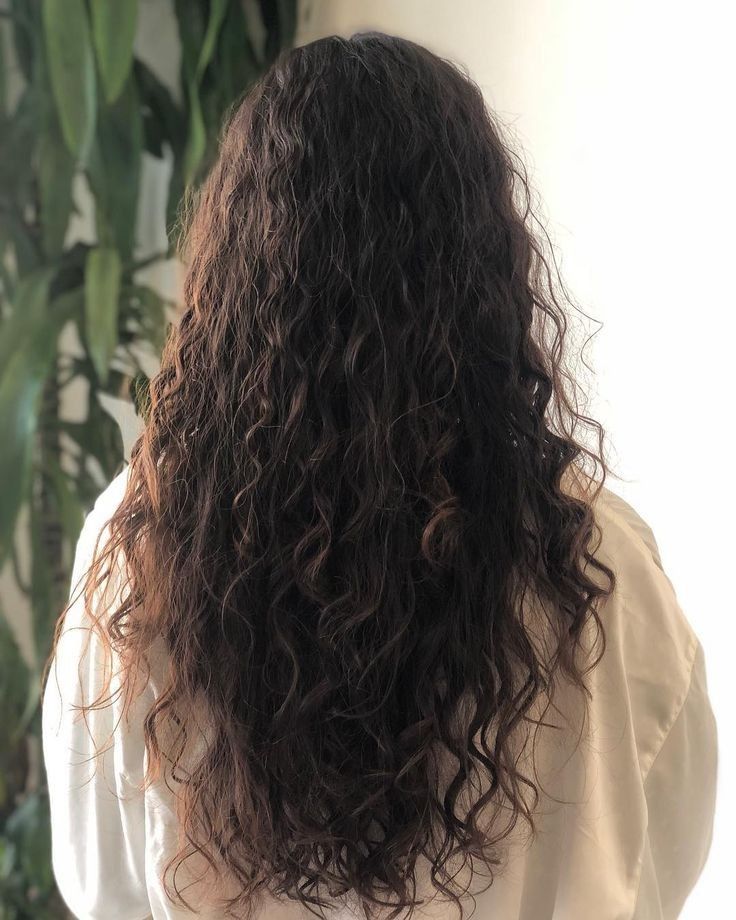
[41,478,153,920]
[638,637,718,918]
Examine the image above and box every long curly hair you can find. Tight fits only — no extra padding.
[49,31,617,920]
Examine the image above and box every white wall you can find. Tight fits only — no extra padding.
[298,2,734,916]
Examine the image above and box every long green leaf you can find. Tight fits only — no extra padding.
[133,60,185,233]
[134,58,186,166]
[213,1,261,99]
[42,0,96,160]
[0,272,51,376]
[176,0,207,187]
[38,117,76,258]
[125,283,170,353]
[0,15,6,119]
[86,76,142,257]
[258,0,297,62]
[90,0,139,103]
[196,0,228,80]
[28,498,55,672]
[49,285,86,329]
[84,247,121,383]
[276,0,298,51]
[44,456,84,548]
[0,281,82,381]
[183,76,206,187]
[175,0,206,77]
[59,393,124,487]
[5,792,53,890]
[0,274,54,565]
[9,0,34,82]
[0,86,37,213]
[0,280,79,566]
[0,615,30,758]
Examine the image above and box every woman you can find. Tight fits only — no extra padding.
[42,32,717,920]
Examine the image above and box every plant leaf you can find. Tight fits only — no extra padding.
[9,0,35,82]
[90,0,139,103]
[134,58,186,167]
[0,273,55,566]
[0,14,6,119]
[84,247,122,383]
[276,0,298,51]
[0,278,78,566]
[86,76,142,258]
[5,792,53,890]
[38,117,76,258]
[174,0,206,77]
[125,283,170,353]
[212,1,261,102]
[196,0,228,80]
[0,272,52,375]
[0,615,30,763]
[44,456,84,548]
[42,0,97,160]
[59,393,124,487]
[175,0,207,187]
[258,0,297,62]
[134,58,186,232]
[0,86,38,217]
[28,498,55,671]
[135,60,186,147]
[183,76,206,187]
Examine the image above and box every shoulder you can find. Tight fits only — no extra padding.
[89,464,130,522]
[587,482,700,779]
[46,465,133,715]
[592,485,663,571]
[68,465,131,601]
[76,465,131,553]
[590,483,687,619]
[561,467,664,575]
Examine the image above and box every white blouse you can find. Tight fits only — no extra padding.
[42,466,718,919]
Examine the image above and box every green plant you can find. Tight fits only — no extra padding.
[0,1,297,915]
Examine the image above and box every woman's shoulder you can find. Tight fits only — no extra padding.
[75,465,131,556]
[90,463,130,520]
[561,465,665,572]
[585,479,701,781]
[591,482,665,574]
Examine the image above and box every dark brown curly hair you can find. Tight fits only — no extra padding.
[48,30,617,920]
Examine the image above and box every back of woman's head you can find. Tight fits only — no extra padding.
[72,31,616,920]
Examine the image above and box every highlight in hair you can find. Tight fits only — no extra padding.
[46,32,616,920]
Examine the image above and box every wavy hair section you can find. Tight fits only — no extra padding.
[47,32,616,919]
